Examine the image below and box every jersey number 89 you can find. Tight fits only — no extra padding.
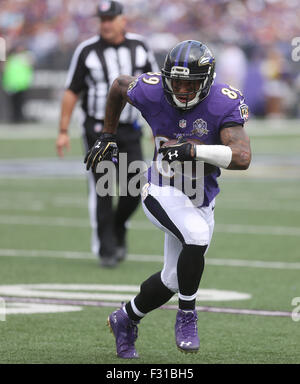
[142,72,161,85]
[221,85,243,100]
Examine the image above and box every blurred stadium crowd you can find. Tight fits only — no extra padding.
[0,0,300,121]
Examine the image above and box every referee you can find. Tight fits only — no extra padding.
[56,0,158,267]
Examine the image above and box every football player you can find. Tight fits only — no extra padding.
[85,40,251,358]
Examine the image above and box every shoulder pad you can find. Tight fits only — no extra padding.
[127,72,163,109]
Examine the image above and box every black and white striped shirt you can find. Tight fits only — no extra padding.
[65,33,159,123]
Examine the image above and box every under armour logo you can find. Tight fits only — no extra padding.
[95,142,102,149]
[168,150,178,161]
[180,341,192,347]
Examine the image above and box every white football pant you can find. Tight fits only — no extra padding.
[142,183,215,293]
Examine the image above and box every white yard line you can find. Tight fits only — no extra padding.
[0,214,299,237]
[215,223,300,236]
[1,296,293,318]
[50,200,300,212]
[0,215,89,227]
[0,248,299,270]
[1,196,300,213]
[1,193,300,212]
[0,120,299,139]
[2,198,300,212]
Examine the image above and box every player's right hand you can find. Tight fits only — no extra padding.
[158,137,195,163]
[84,132,118,172]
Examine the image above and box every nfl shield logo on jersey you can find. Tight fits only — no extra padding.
[192,118,209,137]
[179,119,187,129]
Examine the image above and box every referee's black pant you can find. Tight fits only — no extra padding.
[83,116,143,258]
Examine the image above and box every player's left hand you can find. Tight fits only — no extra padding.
[84,132,118,172]
[158,138,195,163]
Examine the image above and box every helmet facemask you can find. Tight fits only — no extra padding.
[163,65,213,110]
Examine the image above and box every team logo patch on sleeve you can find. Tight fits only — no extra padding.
[239,104,249,121]
[128,78,138,91]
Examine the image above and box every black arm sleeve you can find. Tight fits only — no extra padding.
[220,121,244,130]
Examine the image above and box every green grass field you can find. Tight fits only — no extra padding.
[0,120,299,365]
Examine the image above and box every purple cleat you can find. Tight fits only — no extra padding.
[107,307,139,359]
[175,310,200,353]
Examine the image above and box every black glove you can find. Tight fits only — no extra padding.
[158,138,195,163]
[84,132,118,172]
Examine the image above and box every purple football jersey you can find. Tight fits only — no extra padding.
[127,73,249,206]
